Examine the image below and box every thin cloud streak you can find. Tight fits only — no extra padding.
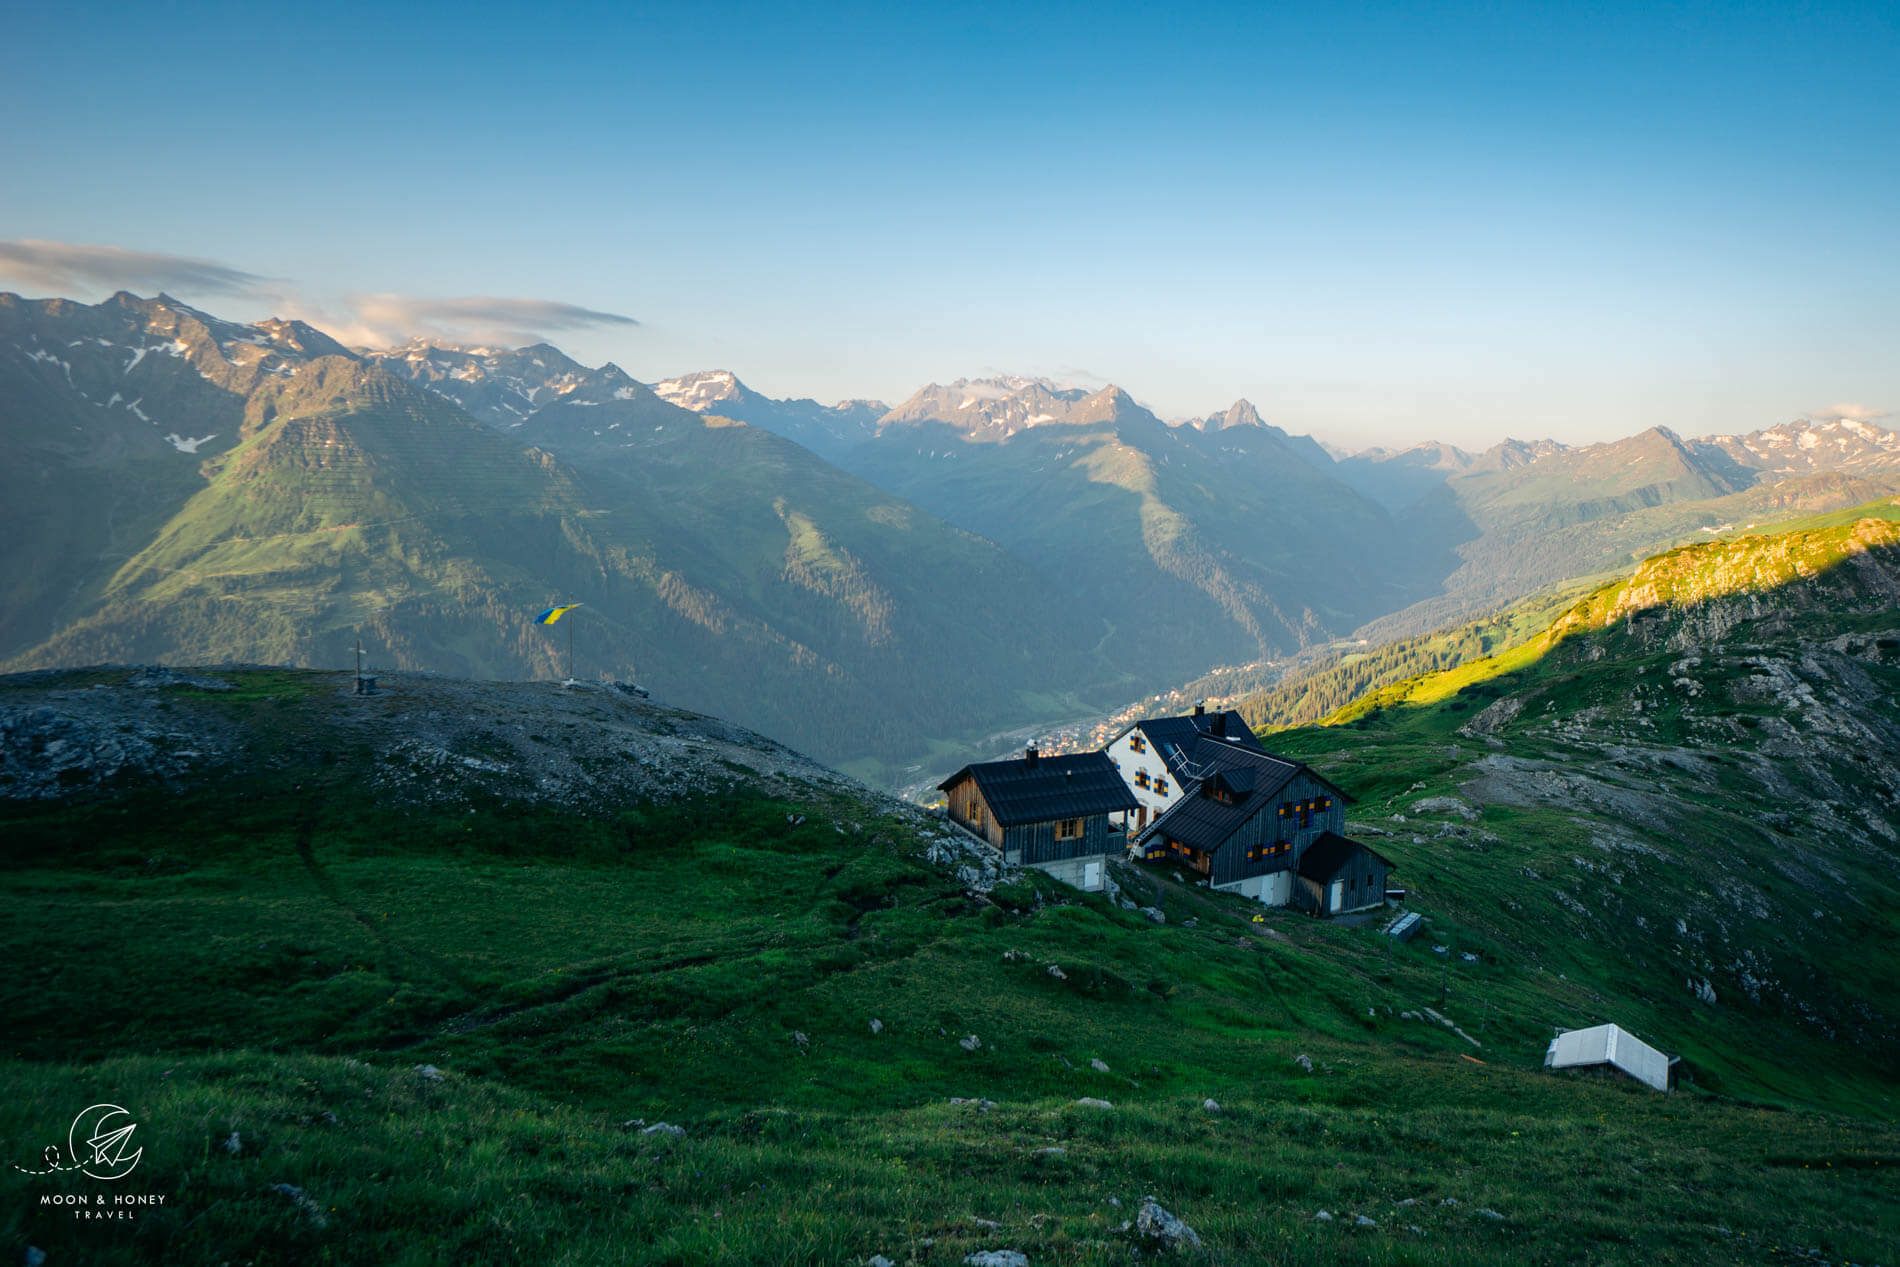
[0,238,640,350]
[0,238,273,297]
[1805,401,1891,424]
[339,293,639,348]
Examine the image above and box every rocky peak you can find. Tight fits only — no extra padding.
[652,369,748,411]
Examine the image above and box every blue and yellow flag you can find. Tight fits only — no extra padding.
[534,604,582,625]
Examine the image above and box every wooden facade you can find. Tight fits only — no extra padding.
[1150,770,1346,886]
[1004,814,1115,866]
[1293,842,1392,917]
[944,773,1005,849]
[1224,771,1343,886]
[942,773,1120,865]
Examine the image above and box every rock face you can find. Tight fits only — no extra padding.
[0,698,230,799]
[1136,1198,1202,1251]
[1458,695,1523,738]
[0,667,865,813]
[963,1252,1029,1267]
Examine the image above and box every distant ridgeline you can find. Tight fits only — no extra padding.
[5,289,1899,781]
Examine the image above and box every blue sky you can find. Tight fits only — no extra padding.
[3,0,1896,449]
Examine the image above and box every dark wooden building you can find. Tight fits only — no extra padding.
[939,747,1138,892]
[1292,831,1395,917]
[1134,735,1394,916]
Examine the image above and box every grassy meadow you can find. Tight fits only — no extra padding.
[2,680,1896,1263]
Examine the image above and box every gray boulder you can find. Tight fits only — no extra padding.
[1136,1197,1202,1251]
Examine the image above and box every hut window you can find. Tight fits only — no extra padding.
[1155,778,1170,798]
[1055,818,1084,841]
[1135,770,1150,790]
[1130,734,1147,754]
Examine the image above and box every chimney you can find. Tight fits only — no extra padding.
[1211,712,1227,738]
[1025,745,1039,768]
[1194,700,1205,717]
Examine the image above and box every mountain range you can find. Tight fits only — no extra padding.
[5,289,1897,781]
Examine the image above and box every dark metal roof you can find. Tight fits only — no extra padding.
[1213,767,1256,796]
[938,751,1138,828]
[1144,740,1303,852]
[1118,710,1272,780]
[1297,831,1395,880]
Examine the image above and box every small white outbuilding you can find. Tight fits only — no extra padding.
[1544,1023,1674,1091]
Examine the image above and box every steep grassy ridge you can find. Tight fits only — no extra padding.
[1262,501,1900,1118]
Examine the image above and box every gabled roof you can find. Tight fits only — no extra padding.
[1544,1023,1671,1092]
[1213,766,1256,797]
[1112,710,1271,777]
[1296,831,1394,880]
[1143,740,1303,852]
[938,751,1138,828]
